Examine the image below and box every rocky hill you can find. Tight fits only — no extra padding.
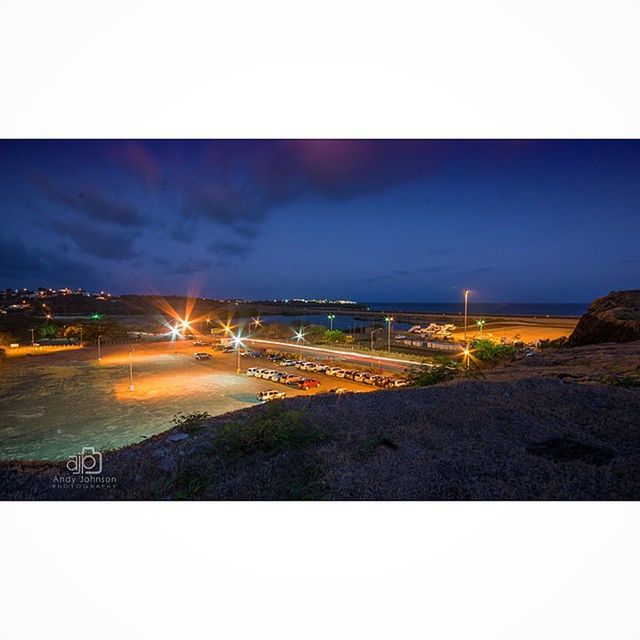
[567,289,640,346]
[1,340,639,501]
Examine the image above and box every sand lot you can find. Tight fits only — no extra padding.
[0,341,373,461]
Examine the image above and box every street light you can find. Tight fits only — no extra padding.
[97,334,102,361]
[294,328,306,361]
[232,334,244,373]
[476,318,486,335]
[463,289,470,342]
[384,316,394,352]
[370,327,383,350]
[327,313,335,330]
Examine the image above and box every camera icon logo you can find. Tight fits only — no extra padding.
[66,447,103,475]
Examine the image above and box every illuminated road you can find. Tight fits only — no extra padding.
[245,338,431,372]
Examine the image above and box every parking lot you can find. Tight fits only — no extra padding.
[0,340,376,460]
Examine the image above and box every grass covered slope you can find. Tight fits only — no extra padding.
[2,341,640,500]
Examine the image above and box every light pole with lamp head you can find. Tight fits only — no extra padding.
[384,316,394,352]
[327,313,335,331]
[294,328,305,361]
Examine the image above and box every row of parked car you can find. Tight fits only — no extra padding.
[254,354,410,388]
[246,367,321,390]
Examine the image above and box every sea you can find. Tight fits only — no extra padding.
[240,302,587,331]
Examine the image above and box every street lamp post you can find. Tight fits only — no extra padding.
[97,334,102,361]
[384,316,394,352]
[295,329,305,361]
[327,313,335,331]
[463,289,470,342]
[370,327,383,350]
[29,328,35,346]
[476,319,486,335]
[80,326,83,348]
[129,348,134,392]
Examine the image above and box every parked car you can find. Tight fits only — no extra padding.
[246,367,259,376]
[334,369,347,378]
[325,367,343,377]
[257,390,286,402]
[279,359,297,367]
[329,387,348,394]
[259,369,276,379]
[375,376,393,387]
[265,370,283,381]
[314,364,328,372]
[391,378,410,387]
[353,371,369,382]
[193,341,207,346]
[363,375,383,385]
[299,378,321,389]
[194,352,212,360]
[285,376,305,387]
[278,373,297,383]
[222,346,234,353]
[303,362,320,372]
[342,370,358,380]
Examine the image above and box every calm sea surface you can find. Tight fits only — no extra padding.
[239,302,587,331]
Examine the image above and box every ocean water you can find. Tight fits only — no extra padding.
[364,302,588,318]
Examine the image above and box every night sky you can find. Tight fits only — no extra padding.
[1,140,638,302]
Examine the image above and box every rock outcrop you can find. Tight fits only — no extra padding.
[567,290,640,346]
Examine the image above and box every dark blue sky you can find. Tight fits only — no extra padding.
[0,140,638,302]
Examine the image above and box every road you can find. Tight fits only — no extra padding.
[244,338,428,373]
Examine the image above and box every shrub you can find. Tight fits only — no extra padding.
[471,338,516,365]
[408,358,460,386]
[171,411,212,434]
[538,336,568,349]
[216,406,321,455]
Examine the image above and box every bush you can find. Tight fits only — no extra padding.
[171,411,212,434]
[324,329,347,344]
[408,358,460,386]
[216,406,321,455]
[471,338,516,365]
[538,336,568,349]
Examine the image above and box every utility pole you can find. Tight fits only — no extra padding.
[30,328,35,346]
[97,334,102,361]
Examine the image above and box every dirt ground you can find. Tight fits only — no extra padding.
[450,317,577,343]
[0,341,374,461]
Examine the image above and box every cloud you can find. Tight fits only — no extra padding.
[181,140,447,236]
[35,174,148,227]
[208,240,252,258]
[169,226,191,243]
[167,259,211,275]
[49,218,139,260]
[152,255,210,275]
[0,233,94,278]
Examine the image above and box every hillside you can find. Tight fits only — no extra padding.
[1,341,639,500]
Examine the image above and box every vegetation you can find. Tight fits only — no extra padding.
[471,338,516,365]
[171,411,212,435]
[215,406,322,456]
[408,357,460,386]
[324,329,347,344]
[539,336,568,349]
